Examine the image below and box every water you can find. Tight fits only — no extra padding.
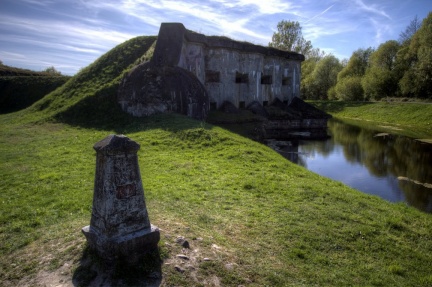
[269,118,432,213]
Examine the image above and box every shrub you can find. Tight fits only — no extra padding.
[335,76,364,101]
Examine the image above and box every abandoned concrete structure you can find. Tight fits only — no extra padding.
[118,22,304,119]
[118,23,330,139]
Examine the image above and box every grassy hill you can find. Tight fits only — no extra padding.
[0,65,71,113]
[1,36,432,286]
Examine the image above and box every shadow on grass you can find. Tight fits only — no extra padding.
[53,84,211,135]
[72,245,163,287]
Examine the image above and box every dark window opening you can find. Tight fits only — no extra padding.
[206,70,220,83]
[282,77,291,86]
[263,101,268,107]
[239,101,245,109]
[261,75,272,85]
[210,102,217,111]
[235,72,249,83]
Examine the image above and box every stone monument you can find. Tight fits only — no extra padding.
[82,134,160,263]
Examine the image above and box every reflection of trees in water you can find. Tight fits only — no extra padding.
[328,119,432,210]
[399,181,432,213]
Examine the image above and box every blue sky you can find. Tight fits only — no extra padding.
[1,0,431,75]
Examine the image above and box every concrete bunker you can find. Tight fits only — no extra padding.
[118,22,330,139]
[118,22,305,119]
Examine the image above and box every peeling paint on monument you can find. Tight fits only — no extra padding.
[82,134,160,263]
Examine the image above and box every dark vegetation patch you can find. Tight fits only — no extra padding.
[0,76,70,113]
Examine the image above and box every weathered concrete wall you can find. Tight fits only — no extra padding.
[118,62,209,120]
[178,42,206,84]
[173,23,304,109]
[177,41,302,109]
[118,22,305,120]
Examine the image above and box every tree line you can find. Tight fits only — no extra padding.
[269,12,432,100]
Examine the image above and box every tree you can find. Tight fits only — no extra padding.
[44,66,61,75]
[269,20,312,56]
[362,40,401,100]
[337,47,374,80]
[335,48,374,100]
[399,15,422,45]
[301,49,326,99]
[302,55,342,100]
[335,76,364,101]
[399,12,432,98]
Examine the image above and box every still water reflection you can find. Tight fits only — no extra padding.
[271,119,432,213]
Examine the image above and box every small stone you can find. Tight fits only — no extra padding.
[174,265,185,273]
[181,240,190,249]
[176,236,185,243]
[176,254,189,260]
[225,263,235,270]
[203,258,211,261]
[211,244,221,250]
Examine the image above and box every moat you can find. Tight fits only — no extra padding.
[269,118,432,213]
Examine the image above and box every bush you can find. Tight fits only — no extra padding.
[335,76,364,101]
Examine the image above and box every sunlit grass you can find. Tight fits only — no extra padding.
[311,100,432,138]
[1,114,432,286]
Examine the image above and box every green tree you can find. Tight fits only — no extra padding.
[362,40,401,100]
[301,49,325,99]
[335,48,374,100]
[303,55,342,100]
[399,12,432,98]
[269,20,312,56]
[337,47,374,80]
[44,66,62,75]
[335,76,364,101]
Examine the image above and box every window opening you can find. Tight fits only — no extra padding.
[206,70,220,83]
[235,72,249,83]
[282,77,291,86]
[261,75,272,85]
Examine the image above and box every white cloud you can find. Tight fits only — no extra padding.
[218,0,298,15]
[354,0,391,19]
[0,15,135,49]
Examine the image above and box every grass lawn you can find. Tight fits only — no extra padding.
[1,112,432,286]
[311,101,432,139]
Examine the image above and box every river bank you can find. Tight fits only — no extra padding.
[310,101,432,139]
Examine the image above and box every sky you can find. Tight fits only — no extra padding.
[1,0,431,75]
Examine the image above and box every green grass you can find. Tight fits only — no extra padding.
[1,37,432,286]
[1,115,432,286]
[312,101,432,138]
